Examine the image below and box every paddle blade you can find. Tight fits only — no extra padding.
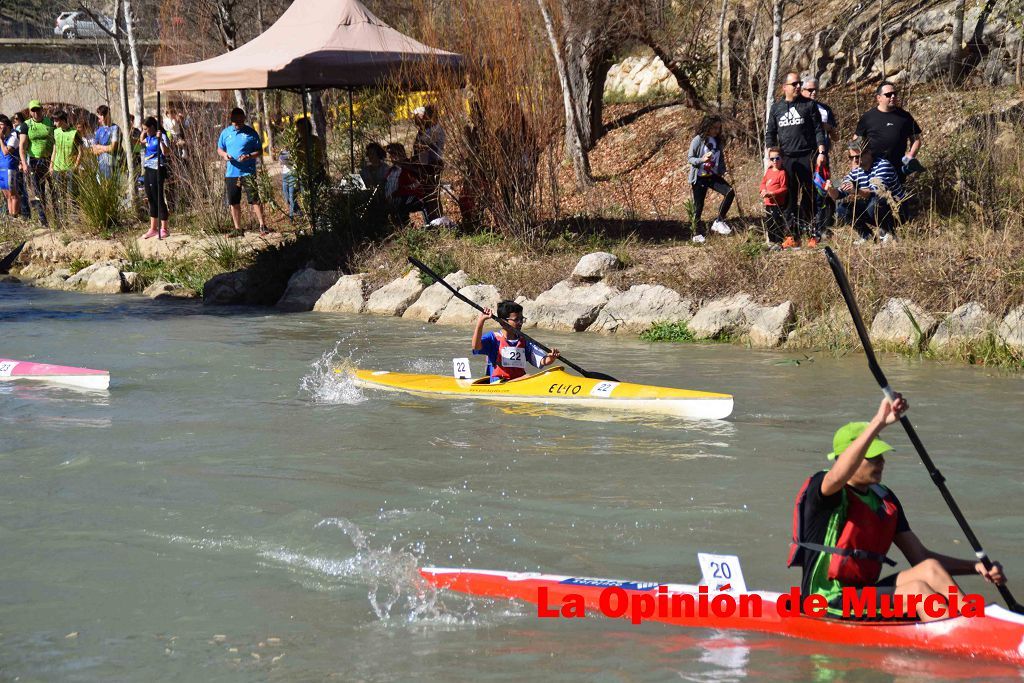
[581,370,619,382]
[0,241,25,274]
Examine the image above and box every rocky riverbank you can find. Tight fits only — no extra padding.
[6,231,1022,368]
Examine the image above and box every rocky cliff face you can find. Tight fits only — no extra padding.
[606,0,1022,98]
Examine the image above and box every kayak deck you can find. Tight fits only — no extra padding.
[0,358,110,390]
[421,567,1024,665]
[347,366,733,419]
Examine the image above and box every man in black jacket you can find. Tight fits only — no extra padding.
[765,72,828,247]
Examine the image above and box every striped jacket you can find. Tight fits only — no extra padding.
[842,158,905,200]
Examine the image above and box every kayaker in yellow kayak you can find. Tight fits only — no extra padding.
[472,301,559,382]
[789,394,1007,621]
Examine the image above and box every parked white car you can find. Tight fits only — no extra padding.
[54,11,113,39]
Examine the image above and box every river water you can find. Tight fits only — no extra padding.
[1,283,1022,682]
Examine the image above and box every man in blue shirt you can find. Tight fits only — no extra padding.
[217,108,267,235]
[471,300,559,382]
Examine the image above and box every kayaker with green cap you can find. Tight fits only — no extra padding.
[788,394,1006,621]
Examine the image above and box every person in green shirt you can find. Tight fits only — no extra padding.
[17,99,54,226]
[50,110,82,224]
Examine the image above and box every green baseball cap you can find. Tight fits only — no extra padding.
[27,100,42,111]
[827,421,892,460]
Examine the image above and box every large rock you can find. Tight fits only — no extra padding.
[930,302,996,352]
[870,298,938,349]
[63,260,123,289]
[571,252,620,281]
[32,268,70,289]
[688,293,759,340]
[203,270,251,306]
[747,301,795,348]
[403,270,472,322]
[276,268,343,312]
[313,273,369,313]
[785,306,857,349]
[83,265,127,294]
[588,284,692,334]
[435,284,502,326]
[144,280,189,299]
[998,306,1024,351]
[364,269,425,317]
[523,280,617,332]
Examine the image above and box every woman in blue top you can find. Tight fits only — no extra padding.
[140,117,171,239]
[0,115,21,217]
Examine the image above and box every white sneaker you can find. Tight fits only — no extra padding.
[853,237,868,246]
[710,219,732,235]
[691,234,706,244]
[879,232,894,243]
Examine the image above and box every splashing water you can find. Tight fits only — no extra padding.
[299,336,368,405]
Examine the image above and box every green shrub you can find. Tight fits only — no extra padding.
[640,321,695,342]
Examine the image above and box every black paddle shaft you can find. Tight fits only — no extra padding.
[824,247,1023,614]
[0,241,25,274]
[407,256,619,383]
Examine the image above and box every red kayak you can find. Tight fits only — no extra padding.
[421,567,1024,665]
[0,358,110,390]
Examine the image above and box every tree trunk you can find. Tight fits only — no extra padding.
[950,0,965,81]
[645,38,706,110]
[764,0,784,141]
[310,91,328,167]
[255,0,273,153]
[123,0,143,124]
[1016,31,1023,87]
[716,0,728,110]
[536,0,592,188]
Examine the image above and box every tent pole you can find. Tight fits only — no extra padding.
[348,86,355,174]
[303,88,316,230]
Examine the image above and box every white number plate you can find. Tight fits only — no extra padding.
[697,553,747,593]
[0,361,18,377]
[589,381,618,398]
[452,357,472,379]
[500,346,526,369]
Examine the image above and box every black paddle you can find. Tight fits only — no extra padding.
[408,256,619,382]
[0,241,25,274]
[824,246,1023,614]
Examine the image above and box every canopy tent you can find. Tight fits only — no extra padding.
[156,0,464,92]
[155,0,465,221]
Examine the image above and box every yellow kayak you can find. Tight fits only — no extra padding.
[347,366,733,419]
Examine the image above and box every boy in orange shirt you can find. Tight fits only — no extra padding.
[760,148,790,246]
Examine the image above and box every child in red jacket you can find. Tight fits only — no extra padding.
[760,148,790,246]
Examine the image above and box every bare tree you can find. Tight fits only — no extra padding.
[212,0,246,108]
[764,0,784,139]
[79,0,136,205]
[630,0,714,111]
[536,0,593,188]
[716,0,728,110]
[255,0,274,153]
[950,0,965,81]
[123,0,144,124]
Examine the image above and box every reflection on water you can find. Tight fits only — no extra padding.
[1,284,1022,680]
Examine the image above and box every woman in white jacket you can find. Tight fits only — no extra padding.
[686,115,734,243]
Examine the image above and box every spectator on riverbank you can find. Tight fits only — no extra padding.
[413,105,445,221]
[760,147,789,245]
[18,100,54,226]
[11,113,30,218]
[687,114,734,244]
[92,105,120,179]
[217,107,268,236]
[278,146,299,220]
[765,72,827,246]
[0,115,21,218]
[50,110,83,223]
[826,141,905,243]
[801,77,837,241]
[140,117,171,240]
[384,142,424,222]
[360,142,390,190]
[855,82,923,181]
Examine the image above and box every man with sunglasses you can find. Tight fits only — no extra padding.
[854,83,922,181]
[802,77,837,246]
[765,72,827,248]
